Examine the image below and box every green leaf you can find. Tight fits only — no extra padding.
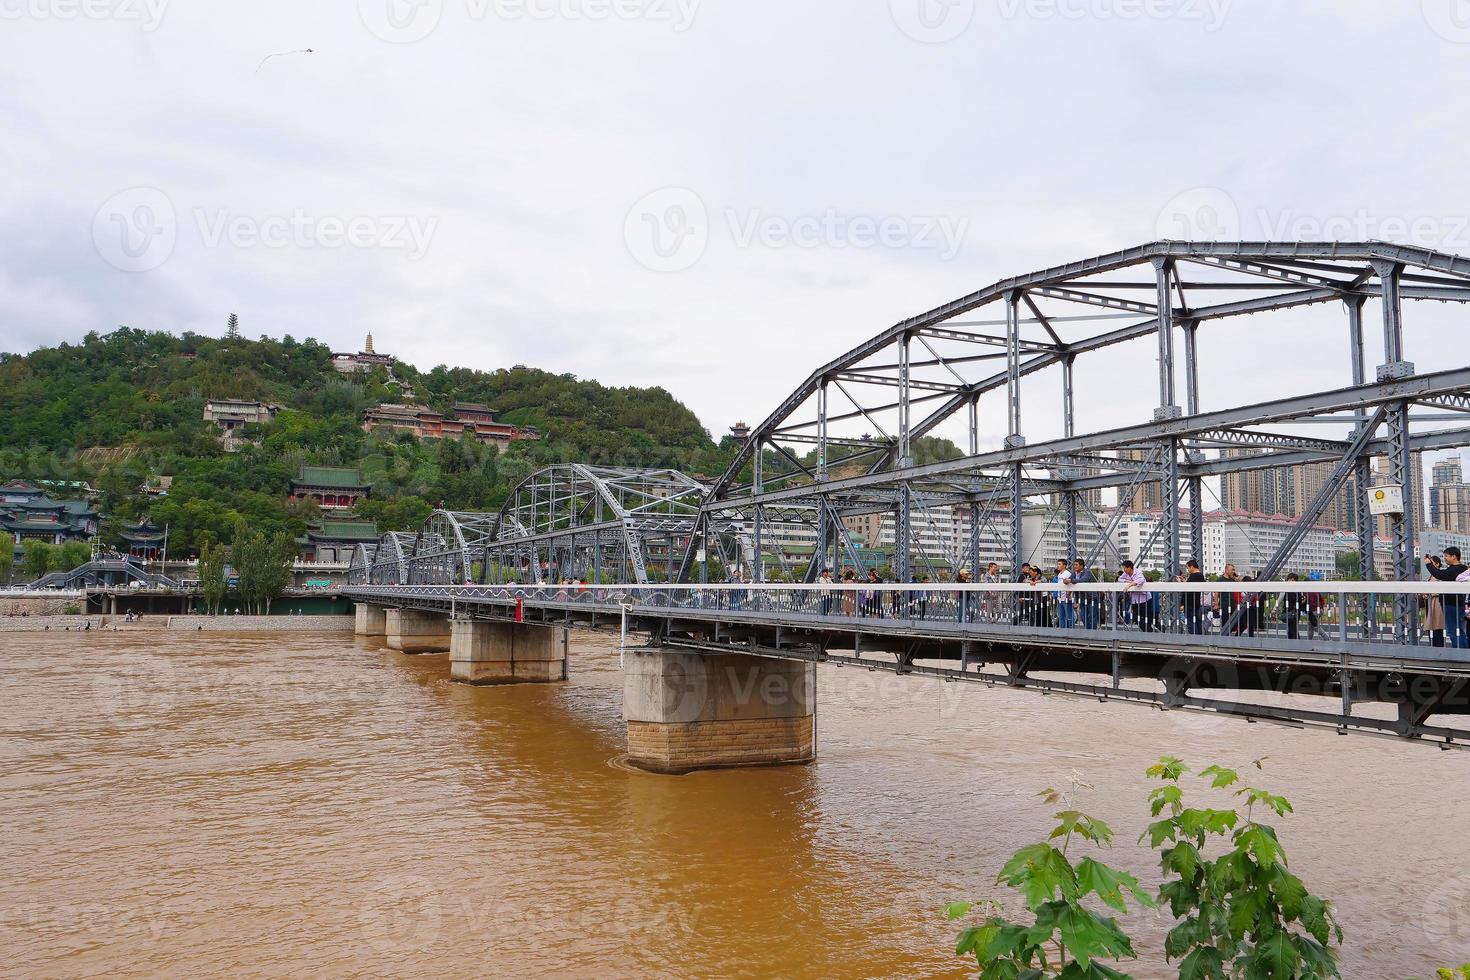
[1294,934,1342,977]
[1165,917,1200,959]
[1200,765,1240,789]
[1298,896,1336,947]
[1150,784,1183,817]
[946,901,974,920]
[982,923,1032,962]
[1227,888,1266,939]
[998,844,1076,909]
[1269,866,1308,921]
[1050,810,1115,847]
[1164,841,1202,881]
[1177,945,1227,980]
[1052,904,1136,968]
[1248,929,1300,979]
[1179,807,1239,839]
[1237,825,1284,868]
[978,961,1021,980]
[1076,857,1156,913]
[1144,818,1178,848]
[1237,786,1295,818]
[1159,879,1200,918]
[1147,756,1188,781]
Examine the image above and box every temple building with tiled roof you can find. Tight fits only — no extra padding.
[289,466,371,510]
[297,520,379,564]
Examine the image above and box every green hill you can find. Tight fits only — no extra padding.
[0,327,734,552]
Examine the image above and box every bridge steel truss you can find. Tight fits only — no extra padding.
[481,464,728,585]
[699,241,1470,640]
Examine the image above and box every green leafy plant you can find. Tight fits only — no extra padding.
[1144,757,1343,978]
[949,775,1155,978]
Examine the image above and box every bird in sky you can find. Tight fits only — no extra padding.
[256,49,315,73]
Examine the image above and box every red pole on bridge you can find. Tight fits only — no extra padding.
[515,596,524,623]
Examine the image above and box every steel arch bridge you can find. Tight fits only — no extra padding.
[690,240,1470,639]
[484,464,728,585]
[346,468,749,587]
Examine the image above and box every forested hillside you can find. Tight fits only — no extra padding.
[0,328,734,552]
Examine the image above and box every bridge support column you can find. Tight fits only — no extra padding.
[385,609,451,654]
[623,649,815,775]
[354,603,388,637]
[449,619,569,685]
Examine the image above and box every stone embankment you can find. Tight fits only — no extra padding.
[0,615,354,633]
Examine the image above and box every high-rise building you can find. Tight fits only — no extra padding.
[1219,448,1360,533]
[1430,456,1465,529]
[1434,483,1470,533]
[1117,449,1165,511]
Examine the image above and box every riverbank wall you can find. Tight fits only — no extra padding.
[0,615,354,633]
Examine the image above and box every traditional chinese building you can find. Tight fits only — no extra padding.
[289,466,371,510]
[119,518,167,559]
[297,520,379,563]
[0,481,99,548]
[362,402,538,449]
[332,333,395,374]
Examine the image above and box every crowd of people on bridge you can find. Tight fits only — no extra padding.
[753,546,1470,646]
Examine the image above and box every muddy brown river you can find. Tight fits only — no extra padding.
[2,630,1467,978]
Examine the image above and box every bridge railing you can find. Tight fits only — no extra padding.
[347,581,1470,658]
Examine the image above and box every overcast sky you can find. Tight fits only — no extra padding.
[3,0,1469,454]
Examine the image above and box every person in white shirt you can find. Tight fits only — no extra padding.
[1054,558,1075,629]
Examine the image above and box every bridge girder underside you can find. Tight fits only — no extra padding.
[698,241,1470,639]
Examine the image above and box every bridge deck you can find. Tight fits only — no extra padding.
[346,583,1470,745]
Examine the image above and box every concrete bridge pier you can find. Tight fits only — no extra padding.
[385,608,452,653]
[623,649,815,775]
[354,603,388,637]
[450,619,568,684]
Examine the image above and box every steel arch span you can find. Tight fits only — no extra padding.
[484,464,736,585]
[368,532,418,585]
[347,543,376,585]
[406,510,499,585]
[697,240,1470,633]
